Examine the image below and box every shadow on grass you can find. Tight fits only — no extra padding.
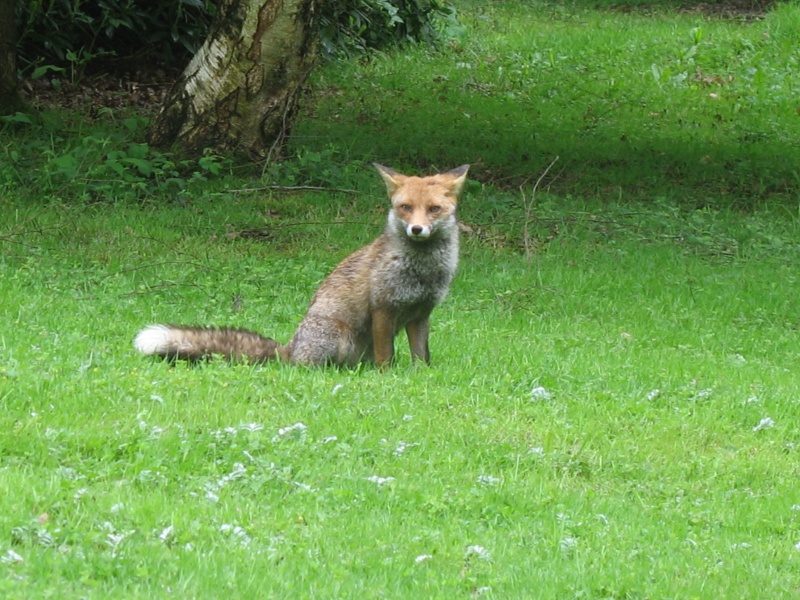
[292,0,799,207]
[296,86,798,206]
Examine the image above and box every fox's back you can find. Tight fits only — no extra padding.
[303,241,376,326]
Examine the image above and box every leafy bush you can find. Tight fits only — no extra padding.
[318,0,457,58]
[0,112,230,202]
[15,0,456,75]
[15,0,216,74]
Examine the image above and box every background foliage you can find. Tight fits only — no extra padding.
[15,0,217,72]
[318,0,457,58]
[14,0,454,75]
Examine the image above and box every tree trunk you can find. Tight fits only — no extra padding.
[0,0,25,115]
[148,0,319,161]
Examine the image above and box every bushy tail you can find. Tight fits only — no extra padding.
[134,325,283,362]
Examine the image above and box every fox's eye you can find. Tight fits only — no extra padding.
[428,205,442,215]
[400,204,413,213]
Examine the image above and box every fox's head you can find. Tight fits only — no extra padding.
[375,164,469,243]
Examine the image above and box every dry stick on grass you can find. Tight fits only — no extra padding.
[226,185,360,194]
[520,156,560,261]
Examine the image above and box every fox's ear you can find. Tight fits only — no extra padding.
[444,164,470,197]
[374,163,404,196]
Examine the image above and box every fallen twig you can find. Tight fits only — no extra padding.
[521,156,560,260]
[225,185,360,195]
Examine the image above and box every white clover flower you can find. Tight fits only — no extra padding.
[477,475,500,486]
[56,466,81,480]
[465,545,491,560]
[393,441,420,456]
[366,476,395,486]
[293,482,317,492]
[646,389,661,401]
[219,524,251,546]
[213,462,248,490]
[415,554,433,563]
[158,525,174,543]
[753,417,775,432]
[730,542,751,550]
[560,537,578,552]
[1,549,24,564]
[729,353,747,365]
[277,422,307,436]
[106,528,135,554]
[36,529,53,547]
[531,386,552,401]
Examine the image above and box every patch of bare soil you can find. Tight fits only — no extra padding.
[20,67,178,116]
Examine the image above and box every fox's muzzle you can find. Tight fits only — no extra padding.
[407,224,432,240]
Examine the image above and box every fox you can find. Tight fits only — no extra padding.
[134,163,469,369]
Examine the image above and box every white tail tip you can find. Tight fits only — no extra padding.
[134,325,172,355]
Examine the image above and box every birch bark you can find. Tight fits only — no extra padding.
[148,0,318,161]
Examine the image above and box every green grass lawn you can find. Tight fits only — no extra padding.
[3,1,800,598]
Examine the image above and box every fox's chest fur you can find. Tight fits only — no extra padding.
[370,231,458,311]
[306,229,458,328]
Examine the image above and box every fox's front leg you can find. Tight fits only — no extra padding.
[405,316,431,365]
[371,308,395,370]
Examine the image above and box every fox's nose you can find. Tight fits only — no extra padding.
[411,225,423,235]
